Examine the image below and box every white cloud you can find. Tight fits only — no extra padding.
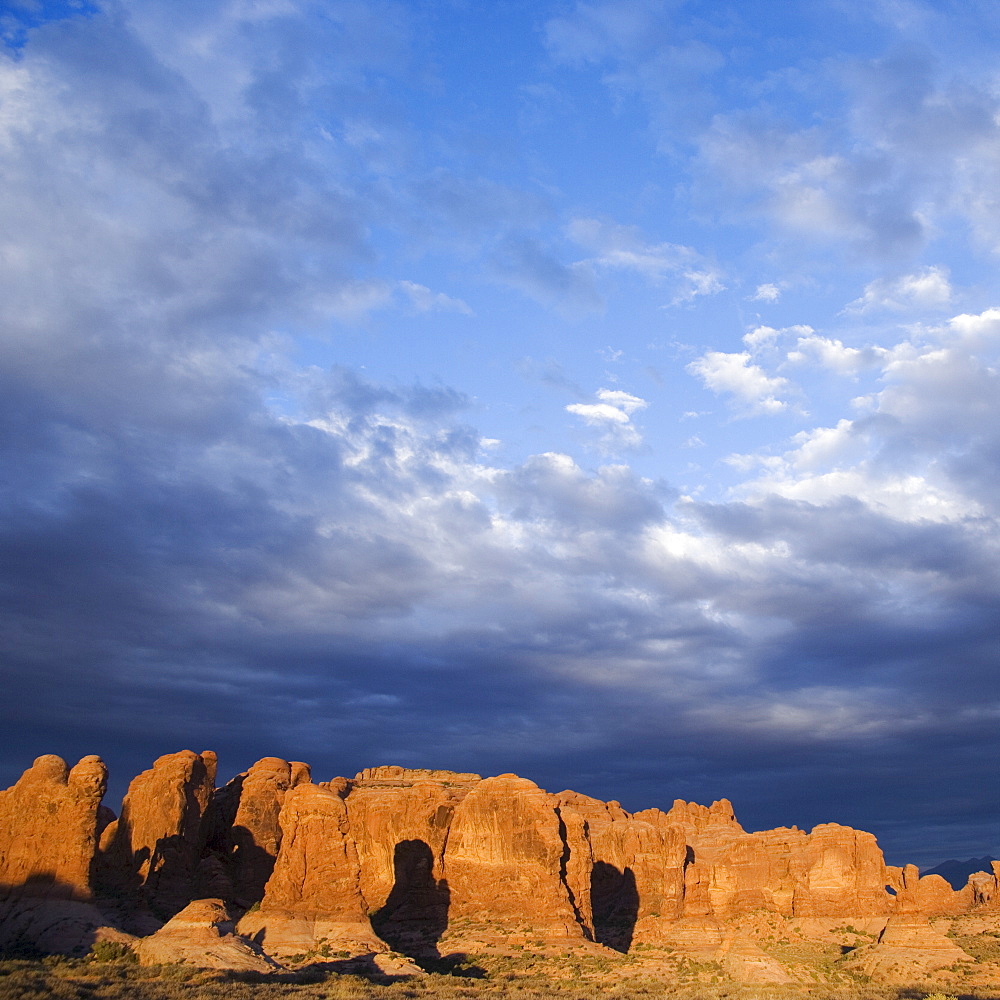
[567,217,724,305]
[752,283,781,302]
[687,351,790,415]
[844,266,953,314]
[566,387,648,452]
[398,280,473,315]
[742,323,813,352]
[731,306,1000,522]
[785,333,888,375]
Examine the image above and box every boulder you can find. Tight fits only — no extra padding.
[135,898,281,972]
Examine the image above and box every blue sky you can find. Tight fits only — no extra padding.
[1,0,998,866]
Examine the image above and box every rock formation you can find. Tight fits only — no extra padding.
[135,898,281,972]
[0,754,107,900]
[1,748,997,989]
[346,767,479,956]
[206,756,311,906]
[97,750,216,919]
[845,865,974,980]
[0,754,116,956]
[441,774,587,944]
[238,781,384,958]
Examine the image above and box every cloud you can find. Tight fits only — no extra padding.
[752,283,781,303]
[566,388,648,452]
[730,306,1000,522]
[398,280,473,315]
[567,217,724,305]
[492,236,603,315]
[687,351,791,415]
[785,334,888,375]
[844,266,953,314]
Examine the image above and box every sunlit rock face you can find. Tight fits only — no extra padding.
[135,897,281,972]
[0,753,108,902]
[236,780,385,958]
[441,774,588,943]
[3,748,1000,985]
[345,766,479,956]
[96,750,216,919]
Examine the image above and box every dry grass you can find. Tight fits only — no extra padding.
[1,955,997,1000]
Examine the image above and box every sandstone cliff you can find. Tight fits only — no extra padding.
[441,774,587,944]
[0,754,107,901]
[1,748,997,988]
[237,781,385,958]
[97,750,216,919]
[346,766,479,956]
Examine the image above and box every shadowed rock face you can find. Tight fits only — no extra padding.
[0,754,108,901]
[206,757,312,907]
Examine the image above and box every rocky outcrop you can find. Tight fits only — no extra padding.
[97,750,216,919]
[346,767,478,956]
[965,862,1000,909]
[135,898,281,972]
[0,755,108,901]
[238,781,384,958]
[2,747,997,988]
[206,757,311,907]
[648,820,895,925]
[554,793,688,950]
[845,866,974,980]
[442,774,586,944]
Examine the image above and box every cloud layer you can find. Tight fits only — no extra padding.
[1,0,998,868]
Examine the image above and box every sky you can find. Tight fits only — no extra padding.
[1,0,998,869]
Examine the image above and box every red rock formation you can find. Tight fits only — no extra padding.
[555,793,689,950]
[98,750,216,918]
[4,748,998,986]
[208,757,312,906]
[665,798,744,838]
[345,767,479,955]
[845,865,974,980]
[238,781,384,958]
[964,862,1000,909]
[442,774,586,944]
[0,754,108,900]
[662,819,895,922]
[911,873,967,916]
[135,898,281,972]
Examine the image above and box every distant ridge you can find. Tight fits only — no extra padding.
[925,856,998,889]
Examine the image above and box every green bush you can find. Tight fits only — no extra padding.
[87,940,137,964]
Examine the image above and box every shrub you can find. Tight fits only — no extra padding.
[87,940,137,964]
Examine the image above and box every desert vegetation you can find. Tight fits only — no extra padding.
[0,951,985,1000]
